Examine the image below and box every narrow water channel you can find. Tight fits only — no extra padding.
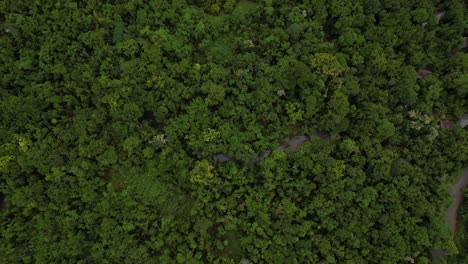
[445,169,468,232]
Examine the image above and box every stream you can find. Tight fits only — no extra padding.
[442,114,468,233]
[213,132,330,164]
[445,169,468,232]
[211,116,467,258]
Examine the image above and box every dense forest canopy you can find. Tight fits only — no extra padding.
[0,0,467,263]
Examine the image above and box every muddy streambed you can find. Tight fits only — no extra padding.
[211,127,468,258]
[433,168,468,259]
[212,130,467,233]
[441,114,468,233]
[213,132,330,164]
[445,169,468,232]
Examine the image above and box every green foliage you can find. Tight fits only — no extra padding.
[377,119,396,140]
[0,0,467,263]
[190,159,215,185]
[310,52,346,79]
[97,148,118,166]
[206,38,235,65]
[231,1,258,23]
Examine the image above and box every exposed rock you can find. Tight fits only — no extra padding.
[434,11,446,20]
[214,153,233,162]
[440,119,454,129]
[417,69,432,79]
[460,114,468,128]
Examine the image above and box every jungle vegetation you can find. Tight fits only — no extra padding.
[0,0,467,263]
